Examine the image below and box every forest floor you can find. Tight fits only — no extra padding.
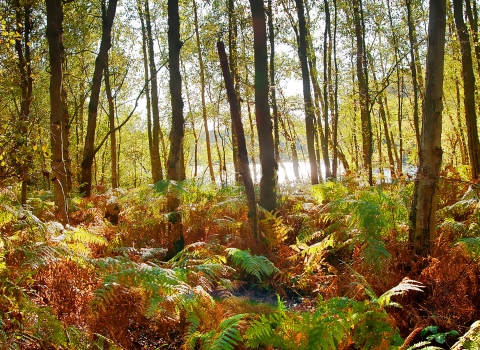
[1,172,480,349]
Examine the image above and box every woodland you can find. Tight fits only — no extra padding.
[3,0,480,348]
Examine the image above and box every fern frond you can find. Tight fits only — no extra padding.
[362,238,392,270]
[377,278,424,308]
[226,248,279,282]
[456,237,480,258]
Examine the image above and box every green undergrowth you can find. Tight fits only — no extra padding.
[0,180,478,349]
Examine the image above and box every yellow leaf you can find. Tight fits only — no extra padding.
[41,145,47,153]
[32,145,37,151]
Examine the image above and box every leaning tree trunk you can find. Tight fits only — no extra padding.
[249,0,278,211]
[217,41,258,241]
[193,0,215,183]
[453,0,480,180]
[295,0,319,185]
[409,0,446,257]
[80,0,118,196]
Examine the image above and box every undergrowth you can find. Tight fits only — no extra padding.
[0,179,479,349]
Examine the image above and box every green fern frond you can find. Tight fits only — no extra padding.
[457,237,480,258]
[226,248,279,282]
[362,238,392,270]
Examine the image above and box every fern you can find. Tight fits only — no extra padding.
[457,237,480,259]
[186,313,246,350]
[226,248,279,282]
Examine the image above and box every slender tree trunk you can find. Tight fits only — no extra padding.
[138,9,154,167]
[267,0,280,163]
[228,0,241,182]
[406,0,421,149]
[46,0,68,223]
[14,2,33,205]
[466,0,480,76]
[218,41,258,240]
[455,78,469,165]
[143,0,164,183]
[322,0,332,179]
[193,0,214,183]
[104,57,118,189]
[80,0,117,196]
[249,0,278,211]
[453,0,480,180]
[295,0,318,185]
[167,0,185,181]
[353,0,372,185]
[409,0,446,256]
[332,0,339,178]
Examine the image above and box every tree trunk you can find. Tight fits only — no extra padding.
[455,78,469,165]
[14,1,33,205]
[249,0,278,211]
[322,0,332,179]
[46,0,68,223]
[453,0,480,180]
[409,0,446,256]
[228,0,241,183]
[138,5,153,167]
[143,0,164,183]
[167,0,185,182]
[332,0,339,178]
[387,0,403,175]
[193,0,214,183]
[104,57,118,189]
[218,41,258,240]
[406,0,421,150]
[267,0,280,164]
[294,0,318,185]
[353,0,372,185]
[80,0,117,196]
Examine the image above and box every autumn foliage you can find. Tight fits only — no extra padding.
[1,176,480,349]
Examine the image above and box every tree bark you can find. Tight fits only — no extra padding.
[143,0,164,183]
[46,0,68,223]
[80,0,118,196]
[167,0,185,182]
[193,0,215,183]
[353,0,372,185]
[406,0,421,150]
[217,41,258,240]
[267,0,280,164]
[104,56,118,189]
[322,0,332,179]
[409,0,446,256]
[14,1,33,205]
[453,0,480,180]
[294,0,318,185]
[249,0,277,211]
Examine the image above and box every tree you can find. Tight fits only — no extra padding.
[13,0,33,205]
[167,0,185,181]
[294,0,319,185]
[217,41,258,240]
[142,0,164,183]
[46,0,68,223]
[193,0,214,183]
[453,0,480,180]
[80,0,118,196]
[352,0,372,185]
[249,0,278,211]
[409,0,446,256]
